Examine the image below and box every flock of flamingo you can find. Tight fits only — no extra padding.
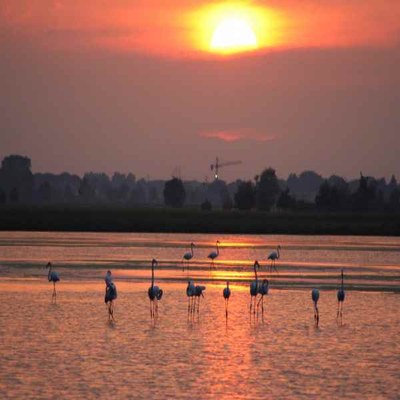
[45,241,346,326]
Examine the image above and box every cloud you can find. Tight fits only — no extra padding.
[199,129,275,142]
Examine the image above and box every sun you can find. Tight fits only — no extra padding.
[211,17,257,53]
[190,3,282,56]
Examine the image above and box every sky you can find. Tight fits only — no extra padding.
[1,0,400,181]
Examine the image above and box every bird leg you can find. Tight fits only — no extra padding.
[108,301,114,321]
[273,260,278,273]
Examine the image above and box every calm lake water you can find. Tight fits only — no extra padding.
[1,232,400,398]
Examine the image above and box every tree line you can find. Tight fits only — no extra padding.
[0,155,399,212]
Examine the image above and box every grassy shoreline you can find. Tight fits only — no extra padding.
[1,205,400,236]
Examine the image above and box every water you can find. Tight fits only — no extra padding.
[1,232,400,398]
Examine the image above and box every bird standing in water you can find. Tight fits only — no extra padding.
[105,281,117,322]
[257,279,269,314]
[193,284,206,314]
[267,245,281,273]
[186,280,196,313]
[250,261,260,314]
[208,240,220,268]
[337,269,345,319]
[182,242,195,272]
[223,281,231,318]
[312,288,320,326]
[148,259,163,318]
[46,262,60,301]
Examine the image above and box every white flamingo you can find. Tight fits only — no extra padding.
[250,261,260,314]
[148,258,163,318]
[182,242,195,271]
[208,240,220,268]
[46,262,60,300]
[267,245,281,273]
[337,269,345,318]
[312,288,320,326]
[223,281,231,317]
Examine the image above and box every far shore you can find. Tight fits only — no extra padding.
[1,205,400,236]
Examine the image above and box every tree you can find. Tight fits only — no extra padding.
[352,173,376,212]
[256,168,280,211]
[389,187,400,211]
[0,188,6,204]
[234,181,256,210]
[0,155,33,203]
[10,187,19,203]
[38,181,53,203]
[163,178,186,208]
[78,177,95,202]
[201,199,212,211]
[277,188,296,209]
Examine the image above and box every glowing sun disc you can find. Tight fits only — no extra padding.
[211,18,258,52]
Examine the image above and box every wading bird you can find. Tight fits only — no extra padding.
[186,280,196,313]
[267,245,281,273]
[148,258,163,318]
[182,242,195,272]
[46,262,60,300]
[223,281,231,317]
[337,269,345,319]
[105,281,117,321]
[257,279,269,314]
[312,288,320,326]
[208,240,220,268]
[194,284,206,314]
[250,261,260,314]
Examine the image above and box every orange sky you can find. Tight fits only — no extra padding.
[1,1,400,56]
[1,1,400,180]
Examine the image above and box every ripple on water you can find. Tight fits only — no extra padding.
[0,281,399,399]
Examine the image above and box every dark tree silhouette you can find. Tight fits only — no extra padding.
[38,181,53,203]
[234,181,256,210]
[0,188,6,204]
[201,199,212,211]
[0,155,33,203]
[164,178,186,208]
[10,187,19,203]
[352,173,376,212]
[78,176,95,202]
[277,188,296,209]
[389,187,400,211]
[256,168,280,211]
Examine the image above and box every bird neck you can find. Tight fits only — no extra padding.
[216,242,219,256]
[47,266,51,279]
[277,247,280,258]
[341,272,344,289]
[191,244,194,256]
[254,264,258,281]
[151,262,155,287]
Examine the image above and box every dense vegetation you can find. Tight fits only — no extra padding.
[1,154,400,235]
[0,206,399,236]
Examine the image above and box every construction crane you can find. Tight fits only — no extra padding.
[210,157,242,180]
